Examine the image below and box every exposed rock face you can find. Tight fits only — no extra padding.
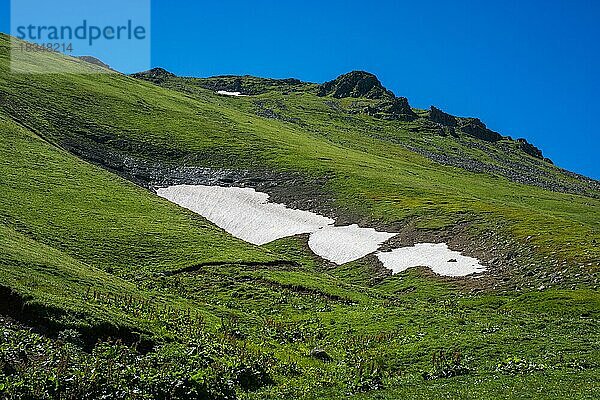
[365,97,417,121]
[320,71,417,120]
[77,56,112,70]
[458,118,503,142]
[429,106,458,127]
[131,68,176,84]
[517,138,544,159]
[317,71,394,99]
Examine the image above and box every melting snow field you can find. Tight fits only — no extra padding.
[216,90,247,97]
[376,243,486,277]
[156,185,333,245]
[309,225,396,265]
[157,184,486,276]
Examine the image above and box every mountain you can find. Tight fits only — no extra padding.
[76,55,114,71]
[1,34,599,398]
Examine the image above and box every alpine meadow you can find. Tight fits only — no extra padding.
[0,32,599,399]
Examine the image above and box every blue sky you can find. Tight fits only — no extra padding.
[1,0,598,179]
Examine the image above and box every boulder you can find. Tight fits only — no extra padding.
[309,348,332,362]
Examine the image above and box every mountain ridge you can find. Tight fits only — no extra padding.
[133,67,552,159]
[126,67,600,199]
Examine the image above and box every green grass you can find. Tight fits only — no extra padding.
[0,34,599,398]
[0,115,274,273]
[2,36,598,270]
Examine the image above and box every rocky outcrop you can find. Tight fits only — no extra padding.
[320,71,417,120]
[317,71,394,99]
[431,110,546,160]
[429,106,458,127]
[77,56,112,71]
[516,138,544,159]
[309,348,332,362]
[365,97,417,121]
[131,68,176,84]
[458,118,503,142]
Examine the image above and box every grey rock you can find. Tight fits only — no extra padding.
[429,106,458,127]
[309,348,332,362]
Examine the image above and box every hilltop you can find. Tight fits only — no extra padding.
[131,67,598,196]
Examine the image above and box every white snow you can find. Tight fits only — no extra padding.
[376,243,486,277]
[156,184,333,245]
[157,185,486,276]
[216,90,247,97]
[308,224,396,265]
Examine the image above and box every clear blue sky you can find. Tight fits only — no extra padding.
[1,1,598,179]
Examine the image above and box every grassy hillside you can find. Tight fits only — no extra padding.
[2,37,598,283]
[0,34,599,398]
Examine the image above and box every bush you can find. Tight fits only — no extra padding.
[0,324,278,399]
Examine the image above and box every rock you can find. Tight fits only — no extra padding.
[309,348,332,362]
[317,71,394,99]
[196,76,304,96]
[77,56,112,70]
[365,97,418,121]
[516,138,544,160]
[448,259,458,263]
[319,72,418,121]
[458,118,503,142]
[197,77,245,94]
[131,67,176,84]
[446,126,459,137]
[429,106,458,127]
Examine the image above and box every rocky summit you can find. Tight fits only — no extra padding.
[131,67,176,84]
[317,70,394,99]
[318,71,417,121]
[76,56,113,70]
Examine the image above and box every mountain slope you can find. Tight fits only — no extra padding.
[1,34,599,398]
[1,37,598,288]
[0,114,275,273]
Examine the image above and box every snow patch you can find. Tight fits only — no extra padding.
[309,224,396,265]
[216,90,247,97]
[156,185,333,245]
[376,243,486,277]
[157,185,486,276]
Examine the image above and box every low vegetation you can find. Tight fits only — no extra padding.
[0,35,599,398]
